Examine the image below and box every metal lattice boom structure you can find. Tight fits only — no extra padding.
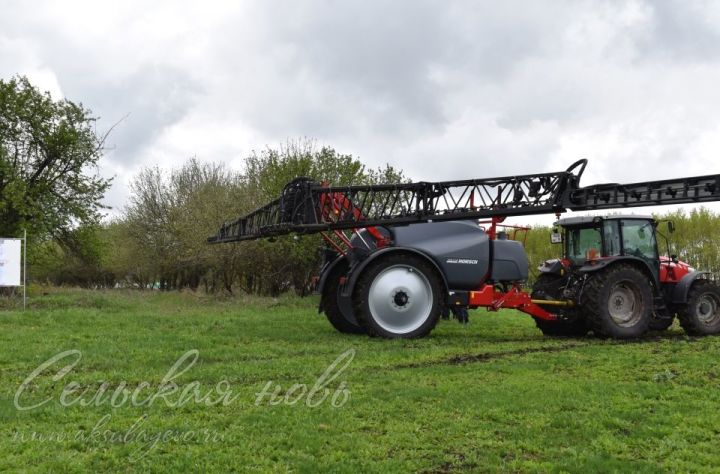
[208,159,720,243]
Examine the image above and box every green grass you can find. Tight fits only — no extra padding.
[2,288,720,472]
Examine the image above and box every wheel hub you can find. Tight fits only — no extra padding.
[393,291,409,308]
[696,295,719,324]
[608,283,642,327]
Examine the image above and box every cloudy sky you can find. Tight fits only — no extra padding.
[2,0,720,223]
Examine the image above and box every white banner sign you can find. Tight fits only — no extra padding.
[0,239,22,286]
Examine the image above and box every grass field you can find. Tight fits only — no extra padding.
[2,289,720,472]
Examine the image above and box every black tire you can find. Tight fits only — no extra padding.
[531,274,588,337]
[678,280,720,336]
[352,253,443,339]
[321,261,366,334]
[582,264,653,339]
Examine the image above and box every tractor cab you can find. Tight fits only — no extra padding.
[539,215,670,288]
[552,215,692,286]
[552,215,661,279]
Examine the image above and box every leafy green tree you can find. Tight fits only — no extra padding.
[121,158,248,291]
[518,224,560,283]
[100,219,155,288]
[30,223,114,287]
[165,158,248,292]
[0,76,111,242]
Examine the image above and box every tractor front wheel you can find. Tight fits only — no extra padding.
[531,274,588,337]
[583,264,653,338]
[678,280,720,336]
[353,253,443,338]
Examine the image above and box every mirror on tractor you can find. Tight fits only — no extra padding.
[656,219,676,261]
[550,228,563,244]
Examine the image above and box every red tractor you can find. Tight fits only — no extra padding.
[531,215,720,338]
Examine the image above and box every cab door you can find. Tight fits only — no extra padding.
[618,219,660,284]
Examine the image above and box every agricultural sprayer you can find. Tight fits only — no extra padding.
[209,159,720,339]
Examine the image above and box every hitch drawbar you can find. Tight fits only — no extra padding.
[529,299,576,307]
[458,285,572,321]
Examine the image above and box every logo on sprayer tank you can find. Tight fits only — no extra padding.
[446,258,479,265]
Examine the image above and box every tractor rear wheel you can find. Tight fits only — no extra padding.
[582,264,653,339]
[678,280,720,336]
[353,253,443,338]
[531,274,588,337]
[321,261,366,334]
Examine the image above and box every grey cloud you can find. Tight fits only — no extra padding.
[203,0,455,138]
[73,65,202,165]
[643,0,720,61]
[233,1,578,136]
[0,4,202,166]
[276,1,450,127]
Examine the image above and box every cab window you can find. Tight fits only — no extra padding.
[621,220,657,259]
[603,220,621,256]
[567,226,602,264]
